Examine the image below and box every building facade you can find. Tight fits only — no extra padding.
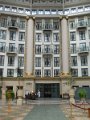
[0,0,90,98]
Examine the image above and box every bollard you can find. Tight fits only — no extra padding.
[88,108,90,118]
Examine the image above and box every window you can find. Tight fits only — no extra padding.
[81,68,88,76]
[0,55,4,66]
[9,31,16,41]
[88,18,90,27]
[7,69,14,77]
[88,30,90,39]
[19,20,25,29]
[0,30,6,40]
[8,56,15,66]
[35,69,41,77]
[0,42,5,52]
[71,56,77,66]
[79,31,85,40]
[78,19,85,27]
[81,56,88,66]
[35,57,41,67]
[44,69,51,77]
[12,7,17,12]
[18,44,24,54]
[35,45,41,54]
[53,33,59,42]
[0,68,3,76]
[54,57,59,67]
[36,21,42,30]
[18,57,24,67]
[44,45,51,53]
[70,44,76,54]
[53,20,59,30]
[69,21,75,29]
[70,32,76,41]
[9,43,15,52]
[36,33,41,42]
[0,18,7,27]
[44,32,51,42]
[44,57,51,67]
[19,32,25,41]
[54,45,59,54]
[17,69,23,77]
[54,69,59,76]
[71,69,78,77]
[80,43,86,51]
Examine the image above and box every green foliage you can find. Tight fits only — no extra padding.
[6,90,15,100]
[78,88,87,99]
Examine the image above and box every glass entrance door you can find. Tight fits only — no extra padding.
[36,83,60,98]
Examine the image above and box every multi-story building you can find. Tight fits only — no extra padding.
[0,0,90,98]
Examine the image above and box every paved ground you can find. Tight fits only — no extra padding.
[24,104,68,120]
[0,99,90,120]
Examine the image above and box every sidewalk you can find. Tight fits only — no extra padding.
[61,102,90,120]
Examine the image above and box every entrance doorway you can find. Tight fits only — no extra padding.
[36,83,60,98]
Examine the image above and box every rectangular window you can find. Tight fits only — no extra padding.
[54,45,59,54]
[19,32,25,41]
[18,44,24,54]
[88,30,90,39]
[19,20,25,29]
[44,57,51,67]
[54,57,59,67]
[35,45,41,54]
[88,18,90,27]
[0,68,3,76]
[35,21,42,30]
[0,18,7,27]
[79,31,85,40]
[69,21,75,29]
[7,69,14,77]
[8,56,15,66]
[9,31,16,41]
[0,42,5,52]
[36,33,41,42]
[17,69,23,77]
[54,69,59,76]
[70,44,76,54]
[70,32,76,41]
[71,56,77,66]
[0,55,4,66]
[53,20,59,30]
[44,45,51,53]
[81,56,88,66]
[44,32,51,42]
[35,69,41,77]
[9,43,16,52]
[35,57,41,67]
[44,69,51,77]
[53,33,59,42]
[81,68,88,76]
[71,69,78,77]
[80,43,86,51]
[18,57,24,67]
[0,30,6,40]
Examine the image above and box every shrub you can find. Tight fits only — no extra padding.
[78,88,87,99]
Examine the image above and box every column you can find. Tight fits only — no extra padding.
[25,17,34,77]
[61,16,69,74]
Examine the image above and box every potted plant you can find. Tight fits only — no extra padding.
[78,88,87,101]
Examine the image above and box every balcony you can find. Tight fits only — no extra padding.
[42,49,53,56]
[78,47,89,55]
[76,21,87,29]
[6,47,17,55]
[8,21,19,29]
[42,24,53,31]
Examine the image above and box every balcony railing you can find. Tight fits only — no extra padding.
[42,24,53,30]
[8,21,19,29]
[6,47,17,55]
[42,49,53,55]
[77,47,89,55]
[76,21,87,29]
